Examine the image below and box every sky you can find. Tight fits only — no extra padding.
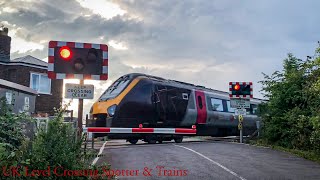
[1,0,319,116]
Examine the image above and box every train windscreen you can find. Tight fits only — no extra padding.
[99,75,131,101]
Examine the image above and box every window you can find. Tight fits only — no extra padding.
[226,101,235,113]
[99,75,131,100]
[30,73,51,94]
[182,93,188,100]
[211,98,223,111]
[198,96,203,109]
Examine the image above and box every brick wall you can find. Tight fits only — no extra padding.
[0,64,63,115]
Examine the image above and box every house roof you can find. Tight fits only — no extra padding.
[0,78,38,95]
[10,55,48,67]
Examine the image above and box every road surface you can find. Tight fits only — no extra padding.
[94,138,320,180]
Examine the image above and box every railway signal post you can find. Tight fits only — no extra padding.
[48,41,108,135]
[229,82,253,143]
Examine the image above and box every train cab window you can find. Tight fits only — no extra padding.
[210,98,223,112]
[99,76,131,100]
[226,101,235,113]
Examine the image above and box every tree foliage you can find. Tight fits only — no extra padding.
[0,99,113,179]
[259,46,320,152]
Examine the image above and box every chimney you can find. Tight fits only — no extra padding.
[0,26,11,62]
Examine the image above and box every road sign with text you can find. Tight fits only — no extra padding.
[230,98,250,109]
[65,83,94,99]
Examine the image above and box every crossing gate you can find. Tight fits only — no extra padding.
[83,126,197,135]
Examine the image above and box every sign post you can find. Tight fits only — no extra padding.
[78,80,84,134]
[48,40,108,137]
[229,82,253,143]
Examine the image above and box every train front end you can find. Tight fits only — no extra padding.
[89,74,140,134]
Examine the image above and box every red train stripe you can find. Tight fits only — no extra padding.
[195,90,207,124]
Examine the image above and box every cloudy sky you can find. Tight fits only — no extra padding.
[1,0,319,116]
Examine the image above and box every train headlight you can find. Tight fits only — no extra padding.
[107,105,117,117]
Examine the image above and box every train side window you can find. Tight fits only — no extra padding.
[210,98,223,112]
[226,101,235,113]
[198,96,203,109]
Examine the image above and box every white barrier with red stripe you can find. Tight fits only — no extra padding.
[83,126,197,135]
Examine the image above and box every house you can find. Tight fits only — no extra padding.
[0,27,63,116]
[0,78,37,114]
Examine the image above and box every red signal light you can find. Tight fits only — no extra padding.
[234,84,240,91]
[59,46,72,60]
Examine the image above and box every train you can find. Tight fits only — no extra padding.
[89,73,263,144]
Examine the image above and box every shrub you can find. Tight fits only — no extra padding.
[259,46,320,153]
[0,99,114,179]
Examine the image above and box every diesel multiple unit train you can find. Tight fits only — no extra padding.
[89,73,263,144]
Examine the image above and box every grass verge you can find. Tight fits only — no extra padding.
[249,139,320,164]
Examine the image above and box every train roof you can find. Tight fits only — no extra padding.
[122,73,267,103]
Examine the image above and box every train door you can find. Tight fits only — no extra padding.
[166,86,190,125]
[166,86,178,124]
[195,90,207,124]
[153,84,167,125]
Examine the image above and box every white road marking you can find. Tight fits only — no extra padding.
[174,144,247,180]
[91,141,108,166]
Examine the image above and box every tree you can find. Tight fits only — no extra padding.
[259,46,320,152]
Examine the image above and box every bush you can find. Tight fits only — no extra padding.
[0,97,31,167]
[0,99,114,179]
[26,104,87,179]
[259,46,320,153]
